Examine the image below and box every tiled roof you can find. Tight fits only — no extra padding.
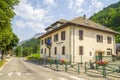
[40,16,118,38]
[69,17,117,34]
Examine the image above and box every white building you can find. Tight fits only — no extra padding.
[39,16,117,63]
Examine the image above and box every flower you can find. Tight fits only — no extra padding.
[47,58,51,62]
[96,60,108,65]
[60,59,66,64]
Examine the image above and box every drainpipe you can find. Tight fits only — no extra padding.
[73,25,75,63]
[69,26,72,64]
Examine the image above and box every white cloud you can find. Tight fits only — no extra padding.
[14,0,54,32]
[68,0,84,14]
[92,0,103,9]
[68,0,74,9]
[15,20,26,28]
[43,0,57,7]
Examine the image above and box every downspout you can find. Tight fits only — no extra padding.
[69,26,71,64]
[73,25,75,63]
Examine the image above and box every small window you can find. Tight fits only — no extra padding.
[54,47,57,55]
[79,30,83,40]
[96,35,103,43]
[107,52,111,55]
[79,46,83,55]
[107,37,112,44]
[89,52,92,56]
[50,36,52,41]
[41,49,43,54]
[41,40,43,45]
[107,48,112,55]
[61,31,65,40]
[45,48,46,54]
[62,46,65,55]
[54,34,58,42]
[45,38,47,44]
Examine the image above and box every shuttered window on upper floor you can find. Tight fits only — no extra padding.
[54,34,58,42]
[61,31,65,40]
[79,30,83,40]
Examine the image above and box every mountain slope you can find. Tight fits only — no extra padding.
[90,1,120,42]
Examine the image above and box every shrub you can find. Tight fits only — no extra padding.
[26,53,40,60]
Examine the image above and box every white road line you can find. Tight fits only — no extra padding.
[58,77,68,80]
[0,73,3,75]
[8,72,14,76]
[47,79,53,80]
[15,72,21,76]
[26,73,31,75]
[70,76,85,80]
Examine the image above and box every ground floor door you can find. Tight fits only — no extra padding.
[98,52,102,60]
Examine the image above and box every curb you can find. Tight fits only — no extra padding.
[0,59,11,71]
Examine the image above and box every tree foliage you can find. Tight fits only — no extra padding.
[0,0,19,59]
[90,1,120,42]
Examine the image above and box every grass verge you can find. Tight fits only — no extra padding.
[0,60,5,68]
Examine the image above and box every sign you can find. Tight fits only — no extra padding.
[56,42,63,46]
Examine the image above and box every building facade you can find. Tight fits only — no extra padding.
[39,16,117,63]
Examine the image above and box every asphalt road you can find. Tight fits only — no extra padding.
[0,58,85,80]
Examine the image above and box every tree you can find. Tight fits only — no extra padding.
[0,0,19,59]
[90,1,120,42]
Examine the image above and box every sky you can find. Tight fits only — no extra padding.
[12,0,120,42]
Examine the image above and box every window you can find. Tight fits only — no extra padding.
[107,37,112,44]
[45,48,46,54]
[79,30,83,40]
[96,35,103,43]
[50,36,52,41]
[54,34,58,42]
[107,48,112,55]
[45,38,47,44]
[107,52,111,55]
[89,52,92,56]
[62,46,65,55]
[79,46,83,55]
[54,47,57,55]
[61,31,65,40]
[41,49,43,54]
[41,40,43,45]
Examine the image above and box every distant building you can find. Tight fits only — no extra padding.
[39,16,117,63]
[116,43,120,55]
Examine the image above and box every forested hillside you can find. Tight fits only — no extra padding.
[90,1,120,42]
[14,38,40,57]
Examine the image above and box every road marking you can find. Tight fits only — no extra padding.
[58,77,68,80]
[8,72,14,76]
[70,76,85,80]
[47,79,53,80]
[15,72,21,76]
[0,73,3,75]
[26,73,31,75]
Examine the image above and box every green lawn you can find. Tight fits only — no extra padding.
[0,60,4,68]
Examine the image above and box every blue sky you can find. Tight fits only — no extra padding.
[12,0,120,42]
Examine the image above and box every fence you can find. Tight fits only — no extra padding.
[85,62,120,78]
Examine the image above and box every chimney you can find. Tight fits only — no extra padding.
[83,14,86,20]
